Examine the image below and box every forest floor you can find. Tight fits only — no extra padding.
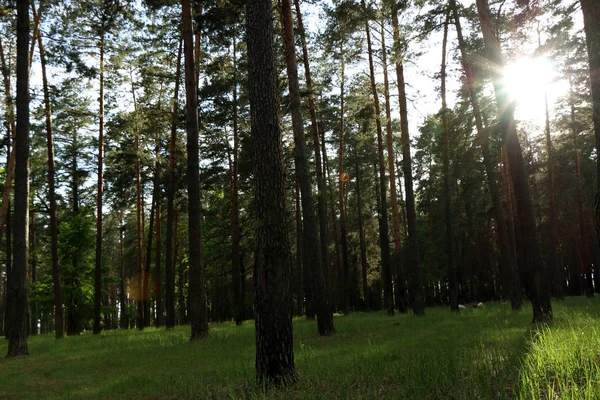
[1,297,599,399]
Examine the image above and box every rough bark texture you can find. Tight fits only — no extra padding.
[144,194,156,327]
[440,17,458,311]
[155,162,163,327]
[37,23,64,337]
[94,34,105,335]
[280,0,334,335]
[7,0,29,357]
[182,0,209,340]
[476,0,551,322]
[380,18,406,314]
[247,0,296,384]
[294,171,303,316]
[450,0,522,310]
[390,3,424,315]
[166,37,182,330]
[580,0,600,290]
[364,1,393,316]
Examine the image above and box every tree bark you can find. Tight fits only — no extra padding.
[380,17,407,313]
[144,191,156,327]
[280,0,334,335]
[247,0,296,384]
[364,1,393,316]
[294,0,330,293]
[166,37,182,330]
[36,17,64,337]
[440,16,458,311]
[155,158,163,327]
[94,33,105,335]
[231,37,242,326]
[450,0,522,310]
[294,171,303,316]
[476,0,551,322]
[337,46,350,316]
[356,163,369,310]
[7,0,29,356]
[580,0,600,256]
[390,2,424,315]
[182,0,208,340]
[119,217,127,329]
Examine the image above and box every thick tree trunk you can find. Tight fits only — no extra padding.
[247,0,296,384]
[450,0,521,310]
[476,0,551,322]
[580,0,600,256]
[182,0,208,340]
[364,1,393,316]
[94,35,105,335]
[390,3,424,315]
[6,0,29,356]
[37,20,64,338]
[440,17,458,311]
[280,0,334,335]
[231,38,242,326]
[380,19,407,314]
[166,37,182,330]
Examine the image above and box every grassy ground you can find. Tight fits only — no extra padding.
[1,297,599,399]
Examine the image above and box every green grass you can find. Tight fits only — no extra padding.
[1,297,599,399]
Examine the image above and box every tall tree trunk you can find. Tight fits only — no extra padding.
[135,123,144,330]
[580,0,600,254]
[476,0,551,322]
[231,38,242,326]
[144,192,156,327]
[294,172,303,316]
[94,33,105,335]
[166,37,182,330]
[247,0,296,384]
[29,212,36,335]
[280,0,334,335]
[37,17,64,338]
[7,0,29,356]
[294,0,331,297]
[440,16,458,311]
[322,125,340,310]
[119,217,127,329]
[539,28,563,300]
[182,0,208,340]
[155,158,163,327]
[356,163,369,310]
[390,3,426,315]
[0,36,17,246]
[364,1,393,316]
[450,0,521,310]
[338,47,350,316]
[380,17,406,314]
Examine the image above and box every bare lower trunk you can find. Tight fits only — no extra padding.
[182,0,208,340]
[476,0,551,322]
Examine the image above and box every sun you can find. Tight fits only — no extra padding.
[503,56,567,126]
